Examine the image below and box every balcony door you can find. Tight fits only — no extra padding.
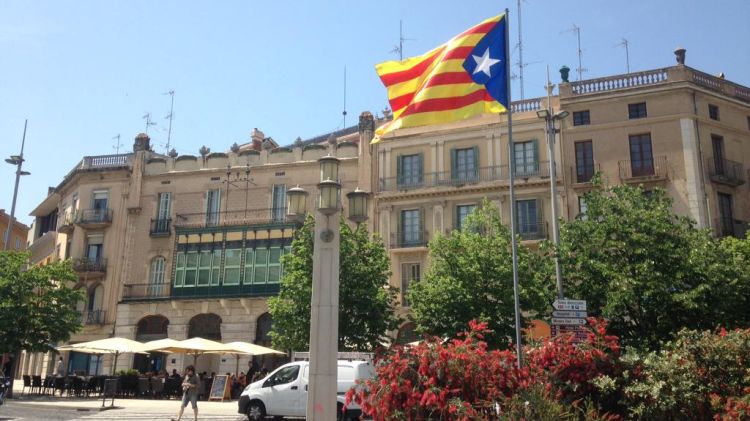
[86,234,103,263]
[400,209,421,246]
[149,257,166,296]
[629,134,654,177]
[516,199,539,236]
[575,141,594,183]
[272,185,287,222]
[87,284,103,321]
[92,190,109,221]
[205,189,221,226]
[451,147,478,182]
[712,135,725,176]
[718,193,734,235]
[513,140,539,177]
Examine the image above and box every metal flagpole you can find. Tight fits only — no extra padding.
[504,8,524,368]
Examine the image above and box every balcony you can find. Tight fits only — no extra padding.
[378,163,556,193]
[570,163,600,186]
[122,283,170,301]
[75,208,113,228]
[174,208,291,229]
[121,282,281,302]
[390,230,429,249]
[518,219,548,241]
[79,310,106,325]
[57,212,76,234]
[150,218,172,237]
[618,156,668,183]
[707,157,745,187]
[72,257,107,277]
[714,217,748,239]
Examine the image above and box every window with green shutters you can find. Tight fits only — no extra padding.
[253,248,269,284]
[456,204,477,231]
[183,252,199,287]
[513,140,539,177]
[223,248,242,285]
[197,250,213,286]
[451,146,479,182]
[397,154,423,188]
[174,252,186,287]
[267,247,282,283]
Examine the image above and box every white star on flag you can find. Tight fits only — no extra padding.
[472,48,500,77]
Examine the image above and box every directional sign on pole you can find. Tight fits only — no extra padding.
[551,325,587,341]
[551,317,587,326]
[552,310,587,318]
[553,299,587,311]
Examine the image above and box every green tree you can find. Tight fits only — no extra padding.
[407,200,553,347]
[268,216,401,352]
[0,251,83,395]
[558,178,750,348]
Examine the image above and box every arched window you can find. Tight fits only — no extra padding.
[136,315,170,342]
[149,257,166,296]
[255,313,273,346]
[88,284,103,312]
[188,313,222,341]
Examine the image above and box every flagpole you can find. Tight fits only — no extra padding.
[504,8,524,368]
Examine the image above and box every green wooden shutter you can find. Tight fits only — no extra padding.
[531,139,540,175]
[417,153,424,184]
[536,198,544,236]
[472,146,479,180]
[420,207,425,244]
[450,148,458,181]
[396,155,403,188]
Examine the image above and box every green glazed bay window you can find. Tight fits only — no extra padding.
[173,246,290,288]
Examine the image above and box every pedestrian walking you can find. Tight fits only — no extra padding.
[172,365,199,421]
[55,357,65,377]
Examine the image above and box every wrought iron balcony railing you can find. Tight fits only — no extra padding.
[707,157,745,186]
[75,208,113,225]
[390,230,429,248]
[714,217,748,239]
[150,218,172,236]
[72,257,107,274]
[618,156,668,181]
[79,309,106,325]
[518,219,548,241]
[122,283,170,301]
[174,207,290,229]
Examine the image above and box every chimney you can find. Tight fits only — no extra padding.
[251,128,265,151]
[133,133,151,152]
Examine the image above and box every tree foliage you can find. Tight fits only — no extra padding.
[268,216,400,352]
[407,200,553,347]
[557,178,750,349]
[0,251,83,355]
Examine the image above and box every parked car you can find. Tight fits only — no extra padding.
[238,359,374,420]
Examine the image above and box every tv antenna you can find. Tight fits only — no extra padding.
[615,38,630,74]
[163,90,175,154]
[342,66,347,128]
[562,24,586,80]
[112,134,123,154]
[516,0,526,99]
[142,112,157,134]
[390,20,414,61]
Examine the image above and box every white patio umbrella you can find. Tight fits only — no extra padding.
[219,341,285,377]
[57,337,149,374]
[143,337,234,366]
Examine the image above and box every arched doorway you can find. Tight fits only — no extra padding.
[188,313,222,375]
[133,315,170,374]
[252,313,286,376]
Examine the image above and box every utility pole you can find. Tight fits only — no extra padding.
[4,120,30,250]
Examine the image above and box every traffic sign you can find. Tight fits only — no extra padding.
[551,325,588,341]
[551,317,587,326]
[552,299,587,311]
[552,310,587,318]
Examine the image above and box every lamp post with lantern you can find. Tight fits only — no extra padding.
[285,154,371,421]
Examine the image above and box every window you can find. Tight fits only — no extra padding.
[451,147,479,182]
[513,140,539,177]
[268,365,300,386]
[86,234,104,262]
[197,250,216,286]
[573,110,590,126]
[629,134,654,177]
[628,102,647,119]
[400,209,422,246]
[206,189,221,226]
[92,190,109,210]
[267,247,282,283]
[578,196,588,219]
[401,263,420,307]
[157,192,171,220]
[253,247,269,284]
[456,204,476,231]
[272,185,287,222]
[183,252,199,287]
[708,104,720,121]
[516,199,540,236]
[718,193,734,236]
[574,140,594,183]
[149,257,166,296]
[223,248,242,285]
[15,237,21,250]
[174,252,186,286]
[711,135,725,176]
[397,154,423,188]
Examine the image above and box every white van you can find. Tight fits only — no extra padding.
[238,360,374,420]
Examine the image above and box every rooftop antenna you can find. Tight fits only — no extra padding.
[112,134,123,154]
[142,112,156,134]
[616,38,631,73]
[342,66,347,128]
[517,0,525,99]
[163,90,175,154]
[563,24,586,80]
[390,20,414,61]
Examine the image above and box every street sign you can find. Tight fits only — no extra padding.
[551,325,587,341]
[551,317,587,326]
[552,310,587,318]
[553,299,587,311]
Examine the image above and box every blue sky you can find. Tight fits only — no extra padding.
[2,0,749,225]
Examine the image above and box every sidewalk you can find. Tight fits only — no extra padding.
[9,381,241,416]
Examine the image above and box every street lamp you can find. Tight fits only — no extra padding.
[346,187,370,224]
[4,120,30,250]
[537,84,568,299]
[286,185,309,222]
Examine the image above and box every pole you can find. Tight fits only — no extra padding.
[504,9,524,368]
[4,119,27,250]
[624,38,630,74]
[306,209,340,420]
[545,75,564,299]
[166,90,175,154]
[517,0,524,100]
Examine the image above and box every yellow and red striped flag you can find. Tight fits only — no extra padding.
[374,14,509,142]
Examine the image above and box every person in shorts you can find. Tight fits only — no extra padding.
[172,365,199,421]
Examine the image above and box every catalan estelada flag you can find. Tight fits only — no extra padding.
[373,13,509,142]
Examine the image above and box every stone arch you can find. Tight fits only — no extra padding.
[188,313,222,341]
[135,315,170,342]
[255,312,273,346]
